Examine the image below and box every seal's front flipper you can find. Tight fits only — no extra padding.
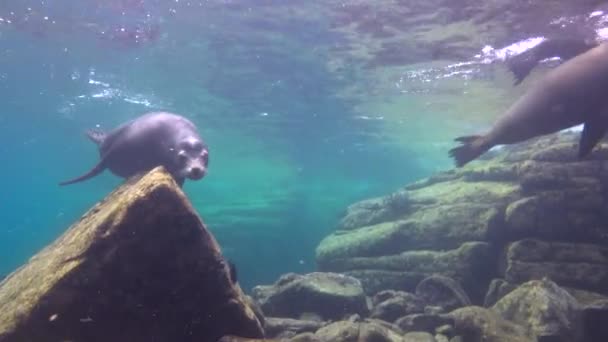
[449,135,489,167]
[578,115,608,158]
[86,129,107,145]
[58,160,106,186]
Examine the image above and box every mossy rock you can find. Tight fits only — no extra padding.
[0,167,263,342]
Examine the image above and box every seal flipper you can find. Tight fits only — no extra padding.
[578,115,608,158]
[86,129,107,145]
[58,159,107,186]
[58,144,116,186]
[449,135,489,167]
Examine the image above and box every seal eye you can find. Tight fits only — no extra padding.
[178,150,188,163]
[191,141,203,152]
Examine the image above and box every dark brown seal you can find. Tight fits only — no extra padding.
[449,42,608,167]
[59,111,209,187]
[506,37,598,85]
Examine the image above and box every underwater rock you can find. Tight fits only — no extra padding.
[483,278,517,307]
[499,239,608,294]
[395,314,454,335]
[504,191,608,243]
[435,334,449,342]
[342,270,426,295]
[264,317,325,339]
[217,337,279,342]
[415,275,471,313]
[402,331,437,342]
[289,332,322,342]
[313,319,403,342]
[0,166,263,342]
[582,299,608,342]
[318,132,608,311]
[251,272,369,321]
[370,290,425,322]
[492,278,583,341]
[319,242,495,302]
[338,190,413,231]
[448,306,532,342]
[435,324,454,338]
[317,199,508,262]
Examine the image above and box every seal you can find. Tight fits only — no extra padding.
[59,111,209,187]
[506,37,598,85]
[449,42,608,167]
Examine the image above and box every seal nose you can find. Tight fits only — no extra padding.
[189,166,205,179]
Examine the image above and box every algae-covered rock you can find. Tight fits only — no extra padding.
[317,132,608,308]
[403,331,437,341]
[339,190,413,230]
[483,279,517,307]
[395,313,454,334]
[343,270,426,295]
[370,290,425,322]
[251,272,369,321]
[316,181,516,263]
[499,239,608,294]
[264,317,325,339]
[321,242,495,302]
[492,278,583,341]
[448,306,532,342]
[504,191,608,243]
[314,319,403,342]
[0,166,263,342]
[415,275,471,313]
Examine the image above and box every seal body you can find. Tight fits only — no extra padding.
[60,111,209,186]
[450,42,608,167]
[506,37,598,85]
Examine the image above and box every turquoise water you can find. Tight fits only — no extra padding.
[0,1,455,291]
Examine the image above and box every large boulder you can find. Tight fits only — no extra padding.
[448,306,532,342]
[492,278,584,341]
[317,132,608,306]
[499,239,608,294]
[0,167,263,342]
[251,272,369,321]
[264,317,325,339]
[415,275,471,313]
[370,290,425,322]
[313,319,403,342]
[320,241,496,301]
[582,299,608,341]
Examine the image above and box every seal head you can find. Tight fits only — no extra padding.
[170,136,209,181]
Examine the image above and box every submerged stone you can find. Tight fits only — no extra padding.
[415,275,471,313]
[492,278,583,341]
[448,306,532,342]
[0,166,263,342]
[483,278,517,307]
[582,300,608,342]
[251,272,369,321]
[313,319,403,342]
[370,290,425,322]
[499,239,608,294]
[264,317,325,339]
[320,242,495,302]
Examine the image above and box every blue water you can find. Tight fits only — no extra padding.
[0,1,450,291]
